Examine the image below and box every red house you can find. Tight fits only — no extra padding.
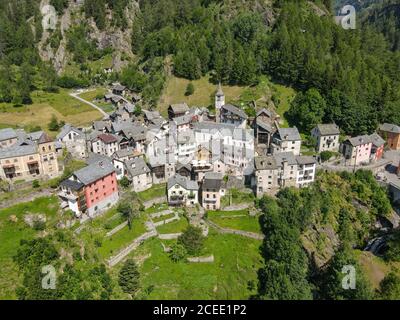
[59,159,119,218]
[369,133,385,162]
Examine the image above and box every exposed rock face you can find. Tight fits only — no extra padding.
[302,225,340,269]
[38,0,138,74]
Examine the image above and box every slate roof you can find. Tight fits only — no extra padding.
[254,156,278,170]
[168,174,198,190]
[73,159,115,185]
[345,135,372,147]
[193,122,253,142]
[125,157,150,177]
[60,179,84,191]
[256,118,275,133]
[203,172,223,190]
[256,108,274,118]
[0,128,17,141]
[369,133,385,147]
[379,123,400,134]
[0,144,37,159]
[221,104,248,119]
[174,114,192,126]
[143,110,161,121]
[277,127,301,141]
[112,148,140,159]
[315,124,340,136]
[296,155,317,166]
[57,124,83,140]
[169,103,189,114]
[112,84,126,92]
[274,152,297,166]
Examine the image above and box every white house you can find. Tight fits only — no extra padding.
[167,174,199,206]
[91,134,119,157]
[271,127,302,156]
[311,124,340,153]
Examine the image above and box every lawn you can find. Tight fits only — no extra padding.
[137,184,166,202]
[115,230,262,299]
[207,210,262,234]
[78,88,114,113]
[0,196,60,299]
[151,213,176,223]
[158,75,246,117]
[156,216,189,234]
[63,54,114,78]
[97,216,147,259]
[0,89,103,134]
[221,189,255,208]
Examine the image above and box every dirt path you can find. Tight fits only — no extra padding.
[69,91,108,117]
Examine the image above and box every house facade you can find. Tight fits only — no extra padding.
[0,131,59,182]
[59,160,119,217]
[271,127,302,156]
[341,135,372,166]
[167,174,199,206]
[379,123,400,150]
[92,134,119,157]
[201,172,223,210]
[311,124,340,153]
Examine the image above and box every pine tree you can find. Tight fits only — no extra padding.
[118,259,140,295]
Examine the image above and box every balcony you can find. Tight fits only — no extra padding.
[58,191,78,201]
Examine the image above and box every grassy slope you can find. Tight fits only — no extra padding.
[137,184,167,202]
[207,210,262,233]
[158,75,246,117]
[0,89,103,133]
[116,230,262,300]
[0,196,60,299]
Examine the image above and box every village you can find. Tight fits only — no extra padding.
[1,83,400,220]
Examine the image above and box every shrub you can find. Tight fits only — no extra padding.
[320,151,334,162]
[178,226,205,256]
[169,243,187,262]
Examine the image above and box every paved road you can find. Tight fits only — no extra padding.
[69,90,108,117]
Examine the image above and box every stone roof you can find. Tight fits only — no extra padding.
[125,157,150,177]
[0,144,37,159]
[112,148,140,159]
[296,155,317,165]
[315,123,340,136]
[60,179,84,191]
[174,114,192,126]
[112,84,126,91]
[193,122,253,142]
[0,128,17,141]
[345,135,372,147]
[379,123,400,134]
[203,172,223,190]
[256,108,274,118]
[274,152,297,166]
[57,124,83,140]
[277,127,301,141]
[168,174,199,190]
[221,104,248,119]
[73,159,115,186]
[143,109,161,121]
[254,156,278,170]
[169,103,189,114]
[369,133,385,147]
[256,118,275,133]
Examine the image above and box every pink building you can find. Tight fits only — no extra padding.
[342,135,372,166]
[59,160,119,218]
